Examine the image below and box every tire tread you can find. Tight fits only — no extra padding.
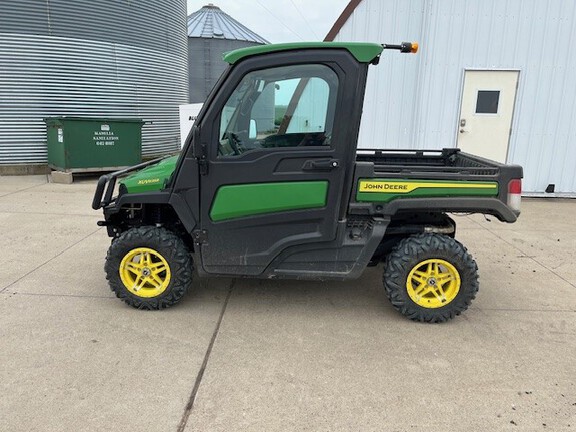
[383,233,479,323]
[105,226,193,310]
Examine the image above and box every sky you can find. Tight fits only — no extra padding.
[186,0,350,43]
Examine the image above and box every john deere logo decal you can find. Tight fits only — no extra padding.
[360,182,409,192]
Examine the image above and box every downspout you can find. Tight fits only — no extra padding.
[410,0,432,147]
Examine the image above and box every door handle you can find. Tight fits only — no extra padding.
[302,159,340,171]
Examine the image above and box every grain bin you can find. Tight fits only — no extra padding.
[0,0,188,168]
[187,4,268,103]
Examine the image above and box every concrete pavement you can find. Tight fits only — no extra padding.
[0,175,574,431]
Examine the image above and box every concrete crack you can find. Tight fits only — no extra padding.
[0,227,102,293]
[176,280,235,432]
[0,181,47,198]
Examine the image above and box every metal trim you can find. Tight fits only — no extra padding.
[324,0,364,41]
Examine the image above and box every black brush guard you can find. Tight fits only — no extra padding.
[92,157,167,210]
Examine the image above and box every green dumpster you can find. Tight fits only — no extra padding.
[45,117,144,172]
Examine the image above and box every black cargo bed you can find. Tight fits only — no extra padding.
[355,148,501,180]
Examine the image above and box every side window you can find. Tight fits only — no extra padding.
[218,64,338,158]
[285,78,330,134]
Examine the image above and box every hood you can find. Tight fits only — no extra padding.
[120,155,179,194]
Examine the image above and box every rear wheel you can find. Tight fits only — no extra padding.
[383,233,479,323]
[105,226,193,309]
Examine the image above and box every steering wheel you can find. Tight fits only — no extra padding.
[222,132,245,155]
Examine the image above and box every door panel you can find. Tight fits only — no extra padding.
[196,52,365,275]
[202,149,341,275]
[457,70,519,163]
[209,181,328,222]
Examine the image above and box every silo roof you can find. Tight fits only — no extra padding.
[187,4,269,44]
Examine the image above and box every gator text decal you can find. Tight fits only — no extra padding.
[137,178,161,185]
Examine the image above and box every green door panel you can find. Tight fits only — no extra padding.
[210,181,329,222]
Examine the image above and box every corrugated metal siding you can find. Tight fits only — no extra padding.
[188,38,261,103]
[334,0,576,193]
[0,0,187,58]
[335,0,424,153]
[0,0,187,164]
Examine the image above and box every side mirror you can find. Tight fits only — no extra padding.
[249,120,257,140]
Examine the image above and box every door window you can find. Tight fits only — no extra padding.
[475,90,500,114]
[218,64,339,158]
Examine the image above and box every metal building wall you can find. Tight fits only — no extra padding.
[0,0,188,164]
[334,0,576,193]
[188,38,261,103]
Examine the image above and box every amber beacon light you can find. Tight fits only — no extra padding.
[382,42,419,53]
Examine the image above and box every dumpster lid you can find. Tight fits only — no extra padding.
[44,116,145,124]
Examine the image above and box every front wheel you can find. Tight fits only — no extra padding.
[105,227,194,309]
[383,234,479,323]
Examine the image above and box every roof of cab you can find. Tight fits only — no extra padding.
[222,42,383,64]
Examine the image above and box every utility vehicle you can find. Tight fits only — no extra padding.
[93,41,523,322]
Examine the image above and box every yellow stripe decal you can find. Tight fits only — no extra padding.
[358,180,498,194]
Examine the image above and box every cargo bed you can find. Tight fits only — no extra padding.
[356,148,504,177]
[350,148,523,222]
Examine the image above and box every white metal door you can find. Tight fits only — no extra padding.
[457,70,519,163]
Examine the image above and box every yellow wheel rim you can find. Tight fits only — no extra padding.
[406,259,461,309]
[119,247,171,298]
